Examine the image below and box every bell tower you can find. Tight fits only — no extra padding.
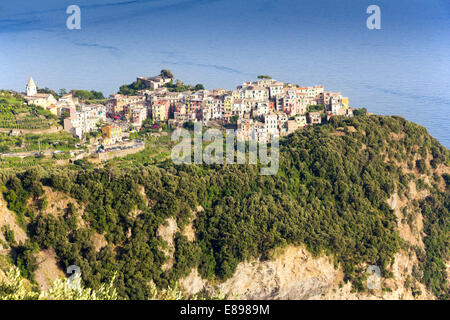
[26,77,37,96]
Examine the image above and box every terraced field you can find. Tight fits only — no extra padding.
[0,91,57,130]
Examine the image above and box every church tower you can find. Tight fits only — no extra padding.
[26,77,37,97]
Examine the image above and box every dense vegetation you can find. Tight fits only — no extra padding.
[164,80,205,92]
[119,69,204,95]
[0,116,448,299]
[306,104,324,113]
[418,181,449,299]
[34,88,104,103]
[72,90,105,101]
[0,267,118,300]
[119,78,204,95]
[119,79,148,96]
[119,70,174,95]
[353,108,368,116]
[36,88,60,99]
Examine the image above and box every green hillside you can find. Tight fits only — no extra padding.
[0,115,448,299]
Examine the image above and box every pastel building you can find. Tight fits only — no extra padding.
[308,112,322,124]
[295,115,307,128]
[264,113,278,135]
[131,107,148,127]
[151,100,170,121]
[63,104,106,138]
[102,125,122,145]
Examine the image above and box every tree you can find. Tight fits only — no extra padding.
[72,90,105,101]
[90,90,105,100]
[59,89,67,97]
[194,84,205,90]
[307,104,324,112]
[37,87,59,99]
[353,108,367,116]
[230,115,239,124]
[72,90,91,100]
[183,121,195,130]
[160,69,174,79]
[61,110,70,120]
[257,75,272,79]
[0,267,118,300]
[416,159,427,174]
[0,145,9,153]
[118,79,146,95]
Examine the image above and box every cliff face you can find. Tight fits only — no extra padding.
[180,181,439,300]
[181,245,342,299]
[179,208,437,300]
[181,245,434,300]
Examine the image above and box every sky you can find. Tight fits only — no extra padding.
[1,0,449,146]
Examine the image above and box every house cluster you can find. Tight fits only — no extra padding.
[63,103,107,139]
[24,77,117,145]
[106,75,353,141]
[24,75,354,144]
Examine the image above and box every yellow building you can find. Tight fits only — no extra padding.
[46,104,59,116]
[151,102,168,121]
[184,96,193,111]
[295,115,307,128]
[26,93,57,108]
[342,97,349,109]
[102,125,122,145]
[224,96,232,113]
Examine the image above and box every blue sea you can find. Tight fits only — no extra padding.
[1,0,449,148]
[316,42,450,148]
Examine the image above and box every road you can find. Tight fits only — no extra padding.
[1,141,145,159]
[0,149,85,159]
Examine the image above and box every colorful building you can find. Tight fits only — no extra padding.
[151,100,170,121]
[102,125,122,145]
[342,97,349,109]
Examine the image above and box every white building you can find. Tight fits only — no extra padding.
[253,102,270,117]
[24,77,57,108]
[26,77,37,97]
[64,104,106,138]
[211,98,224,120]
[295,115,307,128]
[137,76,172,90]
[264,113,278,135]
[269,83,284,99]
[231,99,247,117]
[131,107,148,127]
[244,86,269,101]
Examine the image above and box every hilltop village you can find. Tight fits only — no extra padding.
[2,74,449,302]
[22,71,354,147]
